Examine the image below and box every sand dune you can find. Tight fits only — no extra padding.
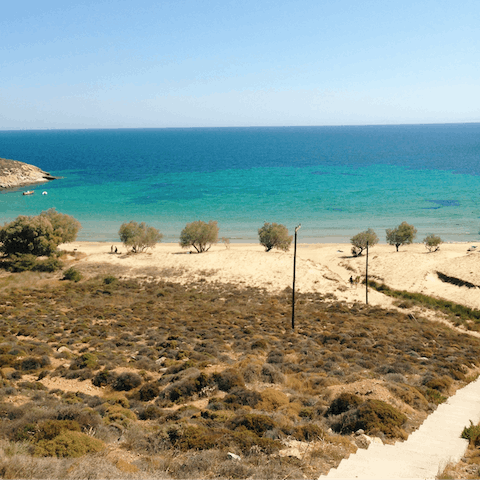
[62,241,480,311]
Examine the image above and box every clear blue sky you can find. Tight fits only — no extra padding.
[1,0,479,129]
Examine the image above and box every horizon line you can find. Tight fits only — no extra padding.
[1,121,480,132]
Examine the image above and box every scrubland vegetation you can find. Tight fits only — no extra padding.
[1,264,480,479]
[367,280,480,328]
[437,420,480,478]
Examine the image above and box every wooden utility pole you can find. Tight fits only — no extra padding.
[291,224,301,330]
[366,241,369,305]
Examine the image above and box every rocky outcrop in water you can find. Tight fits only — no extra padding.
[0,157,58,189]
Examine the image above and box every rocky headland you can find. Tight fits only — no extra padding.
[0,157,58,190]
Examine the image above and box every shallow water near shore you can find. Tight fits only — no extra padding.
[1,124,479,243]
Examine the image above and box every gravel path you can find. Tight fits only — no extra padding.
[319,377,480,479]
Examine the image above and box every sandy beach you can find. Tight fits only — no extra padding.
[62,241,480,312]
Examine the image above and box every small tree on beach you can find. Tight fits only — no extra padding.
[386,222,417,252]
[41,208,81,245]
[0,209,81,257]
[258,222,293,252]
[424,234,442,252]
[179,220,219,253]
[119,221,163,253]
[350,228,379,257]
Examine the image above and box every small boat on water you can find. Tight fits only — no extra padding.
[42,191,48,195]
[23,190,34,196]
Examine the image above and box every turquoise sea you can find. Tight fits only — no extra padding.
[0,125,479,243]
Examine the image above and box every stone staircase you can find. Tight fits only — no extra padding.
[319,377,480,479]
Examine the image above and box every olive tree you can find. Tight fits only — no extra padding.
[258,222,293,252]
[0,209,81,257]
[424,234,442,252]
[386,222,417,252]
[119,221,163,253]
[179,220,219,253]
[350,228,379,257]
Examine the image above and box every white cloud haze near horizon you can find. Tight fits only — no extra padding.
[1,0,479,129]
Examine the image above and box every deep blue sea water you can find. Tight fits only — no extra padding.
[1,125,479,243]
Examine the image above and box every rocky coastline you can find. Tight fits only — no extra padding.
[0,157,59,190]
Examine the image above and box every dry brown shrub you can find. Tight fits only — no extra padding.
[261,363,285,384]
[326,393,363,416]
[332,399,407,439]
[257,388,289,412]
[115,459,139,474]
[424,375,453,394]
[212,368,245,392]
[386,383,429,411]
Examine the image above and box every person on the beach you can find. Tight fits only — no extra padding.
[349,276,353,287]
[115,246,118,254]
[110,245,113,253]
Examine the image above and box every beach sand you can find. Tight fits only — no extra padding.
[61,241,480,312]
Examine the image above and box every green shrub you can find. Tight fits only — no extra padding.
[212,368,245,392]
[226,414,276,435]
[224,388,262,408]
[3,254,65,272]
[103,404,136,427]
[258,222,292,252]
[35,419,81,441]
[138,405,164,420]
[138,382,160,401]
[63,267,82,282]
[38,256,64,272]
[70,353,98,370]
[55,405,102,431]
[163,372,211,402]
[92,369,116,387]
[4,254,38,272]
[292,424,324,441]
[168,425,222,451]
[103,274,117,284]
[424,376,452,394]
[333,399,407,439]
[112,372,143,391]
[19,356,50,371]
[229,428,281,454]
[34,430,105,457]
[326,393,363,416]
[386,384,429,411]
[168,424,281,454]
[424,388,447,405]
[461,421,480,445]
[179,220,219,253]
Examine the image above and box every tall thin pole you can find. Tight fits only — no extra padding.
[292,224,301,330]
[366,241,369,305]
